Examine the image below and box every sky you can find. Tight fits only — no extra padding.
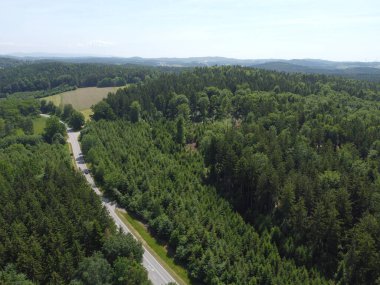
[0,0,379,61]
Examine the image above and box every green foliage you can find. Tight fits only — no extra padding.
[130,101,141,123]
[0,134,42,148]
[69,110,85,130]
[113,76,127,87]
[43,115,66,143]
[92,101,116,121]
[113,257,151,285]
[20,117,33,134]
[0,98,39,137]
[32,116,48,135]
[85,66,380,284]
[40,99,54,114]
[0,137,148,284]
[73,236,148,285]
[97,77,127,88]
[0,264,35,284]
[74,252,113,285]
[3,64,379,284]
[197,94,209,120]
[8,85,76,100]
[338,214,380,285]
[94,66,380,123]
[80,133,99,154]
[175,116,185,145]
[0,92,148,284]
[62,103,75,120]
[0,62,157,96]
[0,143,115,283]
[52,132,66,144]
[82,120,328,284]
[102,233,144,264]
[97,77,115,88]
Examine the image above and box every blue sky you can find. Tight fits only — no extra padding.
[0,0,379,61]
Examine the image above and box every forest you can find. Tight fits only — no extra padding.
[0,96,150,284]
[0,61,160,97]
[82,66,380,284]
[0,97,42,146]
[1,64,380,284]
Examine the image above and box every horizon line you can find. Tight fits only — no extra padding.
[1,53,380,63]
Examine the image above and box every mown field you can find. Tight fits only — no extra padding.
[43,86,121,109]
[80,108,94,121]
[43,86,123,119]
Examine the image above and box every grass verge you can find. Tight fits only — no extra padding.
[33,116,48,135]
[66,142,77,169]
[116,210,190,285]
[81,108,93,122]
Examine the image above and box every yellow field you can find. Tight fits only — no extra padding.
[43,86,122,111]
[80,108,94,122]
[45,94,62,106]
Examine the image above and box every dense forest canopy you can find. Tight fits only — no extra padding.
[0,94,150,284]
[0,97,40,139]
[100,66,380,121]
[0,62,161,97]
[0,57,29,68]
[84,66,380,284]
[1,63,380,284]
[2,56,380,82]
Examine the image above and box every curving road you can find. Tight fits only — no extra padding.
[62,123,177,285]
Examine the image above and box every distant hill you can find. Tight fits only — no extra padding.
[1,55,380,81]
[253,61,380,82]
[287,59,380,69]
[253,62,319,73]
[0,57,29,68]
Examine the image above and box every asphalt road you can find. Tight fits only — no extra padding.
[65,127,177,285]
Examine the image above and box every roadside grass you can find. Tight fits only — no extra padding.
[81,108,93,122]
[116,210,191,285]
[33,116,48,135]
[66,142,77,169]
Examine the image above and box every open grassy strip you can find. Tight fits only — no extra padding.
[8,90,45,99]
[116,210,191,285]
[33,116,48,135]
[66,141,77,169]
[43,93,62,106]
[43,86,123,111]
[81,108,93,122]
[59,87,119,110]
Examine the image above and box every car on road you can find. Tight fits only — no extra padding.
[83,169,89,174]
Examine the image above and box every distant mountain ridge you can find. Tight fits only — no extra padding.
[252,61,380,82]
[1,55,380,81]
